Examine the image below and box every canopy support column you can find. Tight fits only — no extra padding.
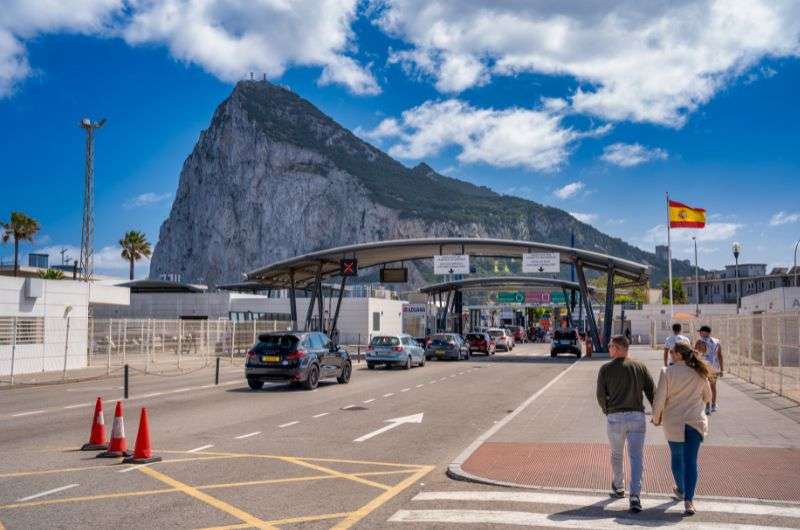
[289,270,298,330]
[575,260,602,353]
[316,271,325,331]
[304,262,323,331]
[330,275,347,338]
[454,289,463,335]
[603,266,616,351]
[562,287,573,324]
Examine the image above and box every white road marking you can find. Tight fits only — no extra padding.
[312,413,329,418]
[118,463,154,473]
[353,413,424,443]
[187,444,214,453]
[141,392,164,398]
[235,431,261,439]
[172,387,193,393]
[362,399,376,404]
[17,484,79,502]
[429,380,437,384]
[279,421,299,428]
[383,393,395,397]
[411,491,800,519]
[388,510,791,529]
[415,384,424,388]
[401,388,410,392]
[449,375,457,378]
[63,403,90,409]
[458,372,464,375]
[11,410,45,417]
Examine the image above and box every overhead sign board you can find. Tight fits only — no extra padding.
[522,252,560,273]
[402,303,427,314]
[340,259,358,276]
[551,291,566,304]
[434,254,470,275]
[497,291,525,304]
[525,291,551,303]
[380,268,408,283]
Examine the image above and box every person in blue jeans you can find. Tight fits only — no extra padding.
[596,335,655,513]
[652,341,713,515]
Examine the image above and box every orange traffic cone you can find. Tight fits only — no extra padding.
[97,401,132,458]
[80,397,108,451]
[122,408,162,464]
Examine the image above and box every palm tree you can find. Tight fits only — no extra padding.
[119,230,151,280]
[1,212,40,277]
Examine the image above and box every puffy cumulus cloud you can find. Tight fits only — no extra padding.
[600,143,668,167]
[361,99,608,171]
[123,191,172,209]
[0,0,378,97]
[554,182,585,199]
[569,212,597,224]
[769,211,800,226]
[642,222,742,245]
[35,244,145,274]
[372,0,800,126]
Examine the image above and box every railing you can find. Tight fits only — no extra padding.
[650,311,800,403]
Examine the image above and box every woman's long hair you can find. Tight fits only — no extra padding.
[674,342,712,380]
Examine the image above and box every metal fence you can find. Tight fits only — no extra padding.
[651,312,800,403]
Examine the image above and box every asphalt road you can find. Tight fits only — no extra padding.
[0,343,575,529]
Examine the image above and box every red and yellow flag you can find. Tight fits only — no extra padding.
[668,200,706,228]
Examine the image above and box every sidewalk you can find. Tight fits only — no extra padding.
[450,346,800,503]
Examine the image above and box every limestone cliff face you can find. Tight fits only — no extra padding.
[150,81,689,287]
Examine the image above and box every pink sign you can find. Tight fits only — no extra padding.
[525,291,550,303]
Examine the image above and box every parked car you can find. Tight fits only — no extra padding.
[465,332,495,355]
[508,325,527,344]
[425,333,470,361]
[488,328,513,351]
[366,334,426,369]
[551,324,581,358]
[414,337,429,348]
[245,331,351,390]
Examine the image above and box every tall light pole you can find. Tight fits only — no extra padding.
[693,236,700,316]
[732,241,742,313]
[794,239,799,288]
[78,117,106,282]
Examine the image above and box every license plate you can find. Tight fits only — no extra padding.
[262,355,280,362]
[436,349,445,355]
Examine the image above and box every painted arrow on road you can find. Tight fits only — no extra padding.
[353,413,424,443]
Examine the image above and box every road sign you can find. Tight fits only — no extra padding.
[380,268,408,283]
[525,291,551,303]
[522,252,560,273]
[340,259,358,276]
[434,255,470,275]
[551,291,566,304]
[353,413,424,443]
[497,291,525,304]
[403,303,427,314]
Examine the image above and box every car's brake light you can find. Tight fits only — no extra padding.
[246,350,257,362]
[286,349,306,361]
[392,346,404,352]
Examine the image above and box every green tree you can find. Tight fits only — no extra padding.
[119,230,152,280]
[591,274,647,305]
[1,211,40,277]
[37,268,65,280]
[660,278,687,304]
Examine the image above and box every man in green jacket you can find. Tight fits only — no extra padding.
[596,335,655,513]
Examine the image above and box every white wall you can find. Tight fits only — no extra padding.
[742,287,800,313]
[625,303,737,344]
[93,291,231,319]
[0,277,89,376]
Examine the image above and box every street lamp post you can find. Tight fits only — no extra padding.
[794,239,800,288]
[732,242,742,313]
[693,236,700,317]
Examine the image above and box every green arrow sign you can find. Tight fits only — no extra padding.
[497,291,525,303]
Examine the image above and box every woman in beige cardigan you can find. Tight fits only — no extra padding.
[652,342,713,516]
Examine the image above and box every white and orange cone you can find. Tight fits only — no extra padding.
[97,401,131,458]
[80,397,108,451]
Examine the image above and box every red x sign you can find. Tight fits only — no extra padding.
[340,259,358,276]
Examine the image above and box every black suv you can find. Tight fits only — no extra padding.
[550,325,582,358]
[245,331,352,390]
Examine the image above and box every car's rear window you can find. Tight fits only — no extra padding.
[371,336,400,347]
[254,334,299,352]
[430,334,453,345]
[466,334,483,340]
[488,330,504,337]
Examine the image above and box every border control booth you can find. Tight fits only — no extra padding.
[238,238,649,353]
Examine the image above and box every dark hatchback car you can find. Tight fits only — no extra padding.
[425,333,470,361]
[245,331,352,390]
[550,326,582,358]
[465,332,495,355]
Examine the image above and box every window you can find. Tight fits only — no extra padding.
[372,312,381,332]
[309,334,326,349]
[0,317,45,345]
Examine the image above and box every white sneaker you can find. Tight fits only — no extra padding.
[711,404,718,413]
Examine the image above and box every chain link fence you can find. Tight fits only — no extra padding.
[650,312,800,403]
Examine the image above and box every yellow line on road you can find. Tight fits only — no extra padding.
[279,457,391,491]
[159,449,427,470]
[0,488,178,510]
[267,511,351,525]
[138,466,277,530]
[331,465,435,530]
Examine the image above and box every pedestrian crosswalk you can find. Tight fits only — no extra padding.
[387,490,800,529]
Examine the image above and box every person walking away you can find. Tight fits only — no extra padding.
[664,323,689,367]
[652,342,713,516]
[596,335,655,513]
[698,325,724,413]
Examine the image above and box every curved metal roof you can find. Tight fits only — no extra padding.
[418,276,593,295]
[245,237,649,288]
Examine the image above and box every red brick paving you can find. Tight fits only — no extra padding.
[462,442,800,502]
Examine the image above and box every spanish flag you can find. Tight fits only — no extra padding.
[668,199,706,228]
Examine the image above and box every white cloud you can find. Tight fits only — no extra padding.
[361,99,608,171]
[600,143,668,167]
[123,191,172,209]
[35,244,150,276]
[769,211,800,226]
[373,1,800,126]
[554,181,585,199]
[0,0,379,97]
[569,212,597,224]
[642,222,742,245]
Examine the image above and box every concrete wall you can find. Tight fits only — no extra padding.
[742,287,800,314]
[93,291,232,319]
[625,303,737,344]
[0,277,90,376]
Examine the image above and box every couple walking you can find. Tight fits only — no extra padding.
[596,335,713,515]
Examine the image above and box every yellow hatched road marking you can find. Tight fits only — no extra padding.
[195,512,352,530]
[331,465,435,530]
[138,466,278,530]
[279,457,391,491]
[0,488,177,510]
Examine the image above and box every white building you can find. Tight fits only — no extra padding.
[623,303,737,345]
[741,287,800,314]
[0,276,129,377]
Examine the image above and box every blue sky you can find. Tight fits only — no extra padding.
[0,1,798,278]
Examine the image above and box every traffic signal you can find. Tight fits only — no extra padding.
[340,259,358,276]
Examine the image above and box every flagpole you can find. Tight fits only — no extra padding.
[666,192,674,318]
